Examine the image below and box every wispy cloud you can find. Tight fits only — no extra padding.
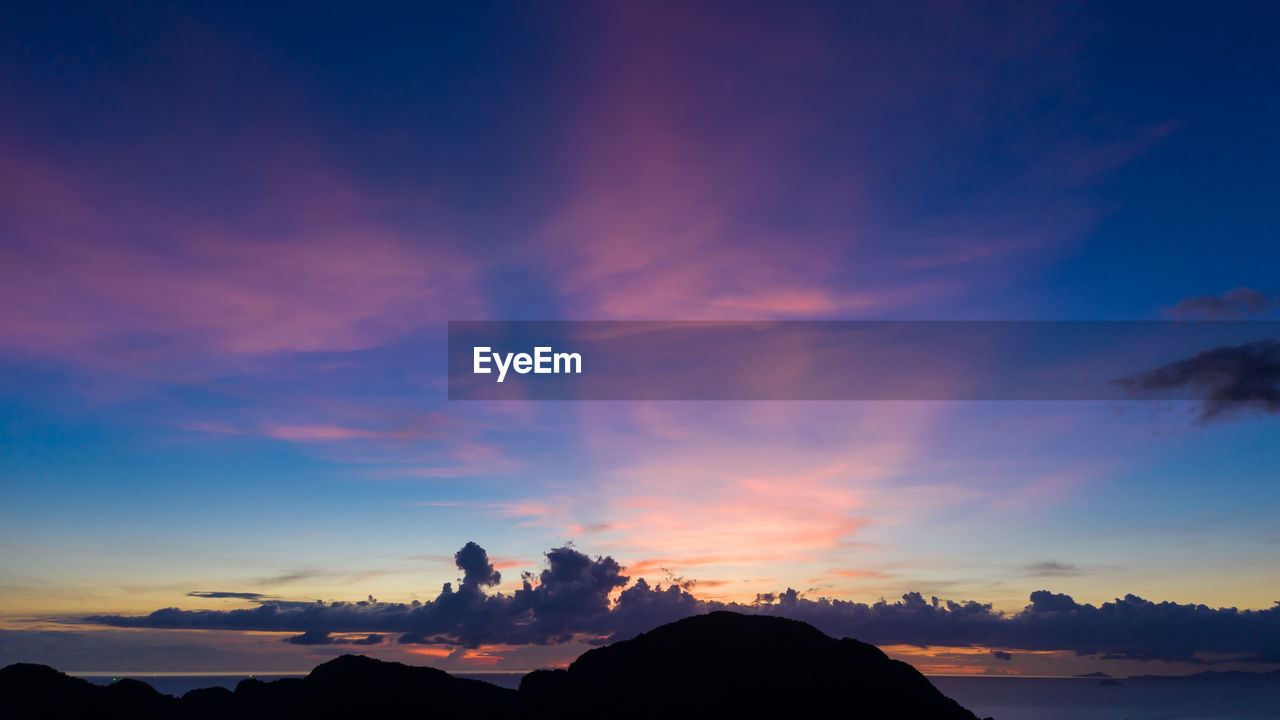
[1018,561,1084,578]
[0,140,481,370]
[187,591,271,601]
[1165,288,1276,320]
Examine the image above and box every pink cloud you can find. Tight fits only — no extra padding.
[261,424,415,442]
[460,403,942,600]
[0,141,482,366]
[185,411,456,445]
[373,442,520,479]
[528,8,943,321]
[524,5,1165,321]
[625,555,763,577]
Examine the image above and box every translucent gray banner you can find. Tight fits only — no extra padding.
[447,321,1280,405]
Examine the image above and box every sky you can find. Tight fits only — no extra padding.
[1,1,1278,676]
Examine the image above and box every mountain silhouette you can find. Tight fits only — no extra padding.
[1,611,987,719]
[522,611,986,718]
[0,663,177,718]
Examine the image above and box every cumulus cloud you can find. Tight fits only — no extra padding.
[1115,340,1280,420]
[89,543,629,650]
[455,541,502,589]
[85,542,1280,664]
[509,546,629,643]
[1164,288,1275,320]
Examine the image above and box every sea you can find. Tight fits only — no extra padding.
[81,673,1280,719]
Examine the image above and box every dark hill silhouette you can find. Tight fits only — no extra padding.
[1,611,987,719]
[188,654,520,718]
[0,663,176,718]
[522,611,985,718]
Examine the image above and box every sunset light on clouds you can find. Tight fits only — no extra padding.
[2,1,1279,693]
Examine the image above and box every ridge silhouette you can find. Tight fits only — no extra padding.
[523,611,985,718]
[1,611,988,719]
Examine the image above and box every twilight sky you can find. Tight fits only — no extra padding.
[1,1,1278,676]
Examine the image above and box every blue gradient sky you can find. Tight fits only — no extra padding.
[1,1,1278,674]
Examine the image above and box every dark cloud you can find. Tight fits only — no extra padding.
[757,590,1280,664]
[1164,288,1275,320]
[455,541,502,589]
[86,544,632,650]
[85,542,1280,664]
[509,546,629,643]
[1114,339,1280,420]
[285,629,334,646]
[991,650,1013,661]
[187,591,268,600]
[605,577,706,642]
[1027,590,1079,613]
[284,631,384,646]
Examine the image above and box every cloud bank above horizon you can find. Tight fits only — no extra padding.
[84,542,1280,666]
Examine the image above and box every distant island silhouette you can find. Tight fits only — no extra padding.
[1,611,989,719]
